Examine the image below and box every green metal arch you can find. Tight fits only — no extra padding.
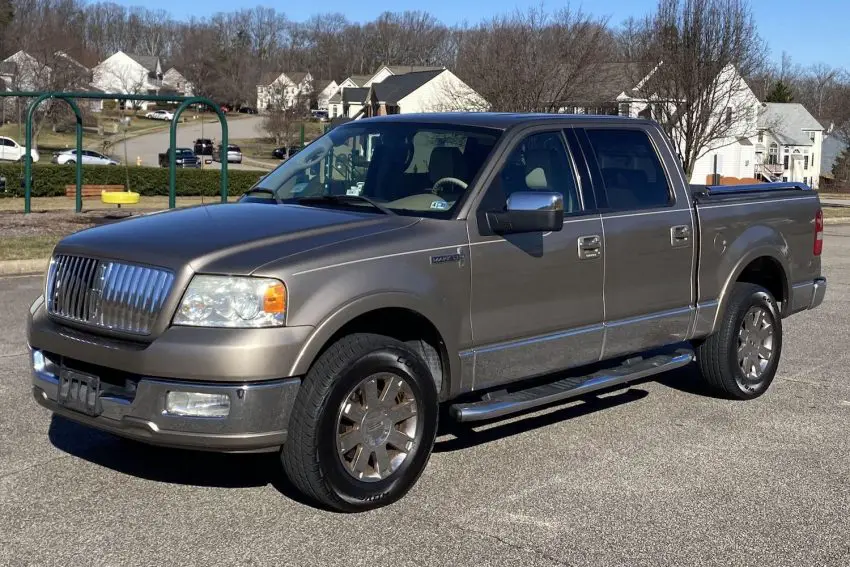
[168,97,229,208]
[24,93,84,214]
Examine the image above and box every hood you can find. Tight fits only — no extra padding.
[55,202,419,274]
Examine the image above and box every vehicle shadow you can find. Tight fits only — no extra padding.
[653,363,718,397]
[47,415,316,507]
[434,387,649,453]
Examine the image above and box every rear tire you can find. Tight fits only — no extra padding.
[281,333,438,512]
[696,283,782,400]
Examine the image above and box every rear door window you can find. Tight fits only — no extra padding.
[585,129,672,211]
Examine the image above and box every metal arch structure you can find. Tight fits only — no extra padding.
[1,91,229,213]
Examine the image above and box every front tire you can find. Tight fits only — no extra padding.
[282,333,438,512]
[696,283,782,400]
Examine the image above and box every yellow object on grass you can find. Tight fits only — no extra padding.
[101,190,140,205]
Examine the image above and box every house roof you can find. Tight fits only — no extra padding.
[371,69,444,104]
[342,87,369,104]
[347,74,371,87]
[286,72,308,85]
[385,65,444,75]
[259,71,309,86]
[313,79,335,94]
[126,53,160,72]
[55,51,88,72]
[758,103,823,146]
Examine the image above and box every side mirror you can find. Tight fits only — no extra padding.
[486,192,564,234]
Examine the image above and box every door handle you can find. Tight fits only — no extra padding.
[670,225,691,247]
[577,234,602,260]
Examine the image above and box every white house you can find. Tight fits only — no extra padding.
[162,67,193,97]
[1,50,51,91]
[256,71,313,111]
[363,65,444,87]
[753,103,824,188]
[328,75,370,118]
[92,51,164,109]
[313,79,339,111]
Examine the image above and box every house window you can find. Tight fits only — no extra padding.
[812,153,815,168]
[725,107,732,126]
[618,103,630,117]
[768,143,778,165]
[758,131,763,143]
[803,177,808,185]
[783,155,789,170]
[809,131,816,141]
[782,176,788,182]
[804,156,809,169]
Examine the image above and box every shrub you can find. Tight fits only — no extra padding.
[0,163,266,198]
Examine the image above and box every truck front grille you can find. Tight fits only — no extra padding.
[45,255,175,335]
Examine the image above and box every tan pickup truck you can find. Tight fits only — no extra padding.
[28,113,826,512]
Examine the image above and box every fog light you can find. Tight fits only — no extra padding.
[165,391,231,417]
[32,349,46,373]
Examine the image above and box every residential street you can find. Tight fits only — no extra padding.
[114,115,269,170]
[1,228,849,567]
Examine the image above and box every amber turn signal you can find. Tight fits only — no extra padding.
[263,282,286,314]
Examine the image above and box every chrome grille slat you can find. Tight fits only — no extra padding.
[46,255,174,336]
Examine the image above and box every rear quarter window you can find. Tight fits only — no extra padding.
[585,128,672,211]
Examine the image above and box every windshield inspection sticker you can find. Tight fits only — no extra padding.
[347,186,363,196]
[430,200,449,210]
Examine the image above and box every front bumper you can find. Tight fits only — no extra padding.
[32,351,300,452]
[28,299,313,452]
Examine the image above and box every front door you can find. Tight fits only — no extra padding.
[577,126,694,358]
[467,129,605,391]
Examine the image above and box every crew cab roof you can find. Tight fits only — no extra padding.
[350,112,657,130]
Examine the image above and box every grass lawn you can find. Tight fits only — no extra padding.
[823,206,850,219]
[0,235,61,261]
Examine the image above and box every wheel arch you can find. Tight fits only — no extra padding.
[289,294,456,399]
[713,248,789,332]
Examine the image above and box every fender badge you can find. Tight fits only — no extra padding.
[430,248,466,267]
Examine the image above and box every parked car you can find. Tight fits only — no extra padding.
[27,114,826,513]
[310,109,328,122]
[212,143,242,164]
[145,110,174,121]
[52,149,119,166]
[272,146,300,160]
[158,148,201,168]
[193,138,214,156]
[238,106,257,114]
[0,136,39,163]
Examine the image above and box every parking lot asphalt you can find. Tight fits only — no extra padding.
[2,229,850,567]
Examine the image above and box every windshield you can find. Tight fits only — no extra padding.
[245,122,501,218]
[176,149,194,156]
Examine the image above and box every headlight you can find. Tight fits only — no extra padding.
[173,275,286,328]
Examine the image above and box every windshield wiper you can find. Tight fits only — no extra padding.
[294,195,395,215]
[242,187,281,203]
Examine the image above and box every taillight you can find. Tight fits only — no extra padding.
[814,208,823,256]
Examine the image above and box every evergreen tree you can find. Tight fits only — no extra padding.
[765,80,795,103]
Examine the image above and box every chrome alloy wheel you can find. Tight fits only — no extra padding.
[336,373,419,482]
[737,306,775,384]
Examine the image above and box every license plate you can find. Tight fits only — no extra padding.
[57,368,101,416]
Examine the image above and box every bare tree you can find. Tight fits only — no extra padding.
[625,0,768,176]
[261,94,308,149]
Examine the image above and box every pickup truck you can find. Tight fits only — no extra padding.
[158,148,201,168]
[27,113,826,513]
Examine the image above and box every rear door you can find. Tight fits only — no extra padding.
[467,127,604,390]
[0,137,8,161]
[576,125,695,359]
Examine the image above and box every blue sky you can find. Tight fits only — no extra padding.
[153,0,849,69]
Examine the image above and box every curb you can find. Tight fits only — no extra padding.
[0,258,49,276]
[825,218,850,225]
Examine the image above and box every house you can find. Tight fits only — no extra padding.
[752,103,824,188]
[331,87,369,119]
[363,65,445,87]
[256,71,313,111]
[328,75,371,118]
[551,62,659,116]
[360,69,488,117]
[312,79,338,111]
[1,50,51,91]
[162,67,193,97]
[91,51,164,109]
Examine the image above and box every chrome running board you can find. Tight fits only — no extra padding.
[450,348,695,422]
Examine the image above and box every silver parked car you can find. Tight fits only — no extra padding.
[52,149,119,166]
[212,143,242,164]
[28,114,826,512]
